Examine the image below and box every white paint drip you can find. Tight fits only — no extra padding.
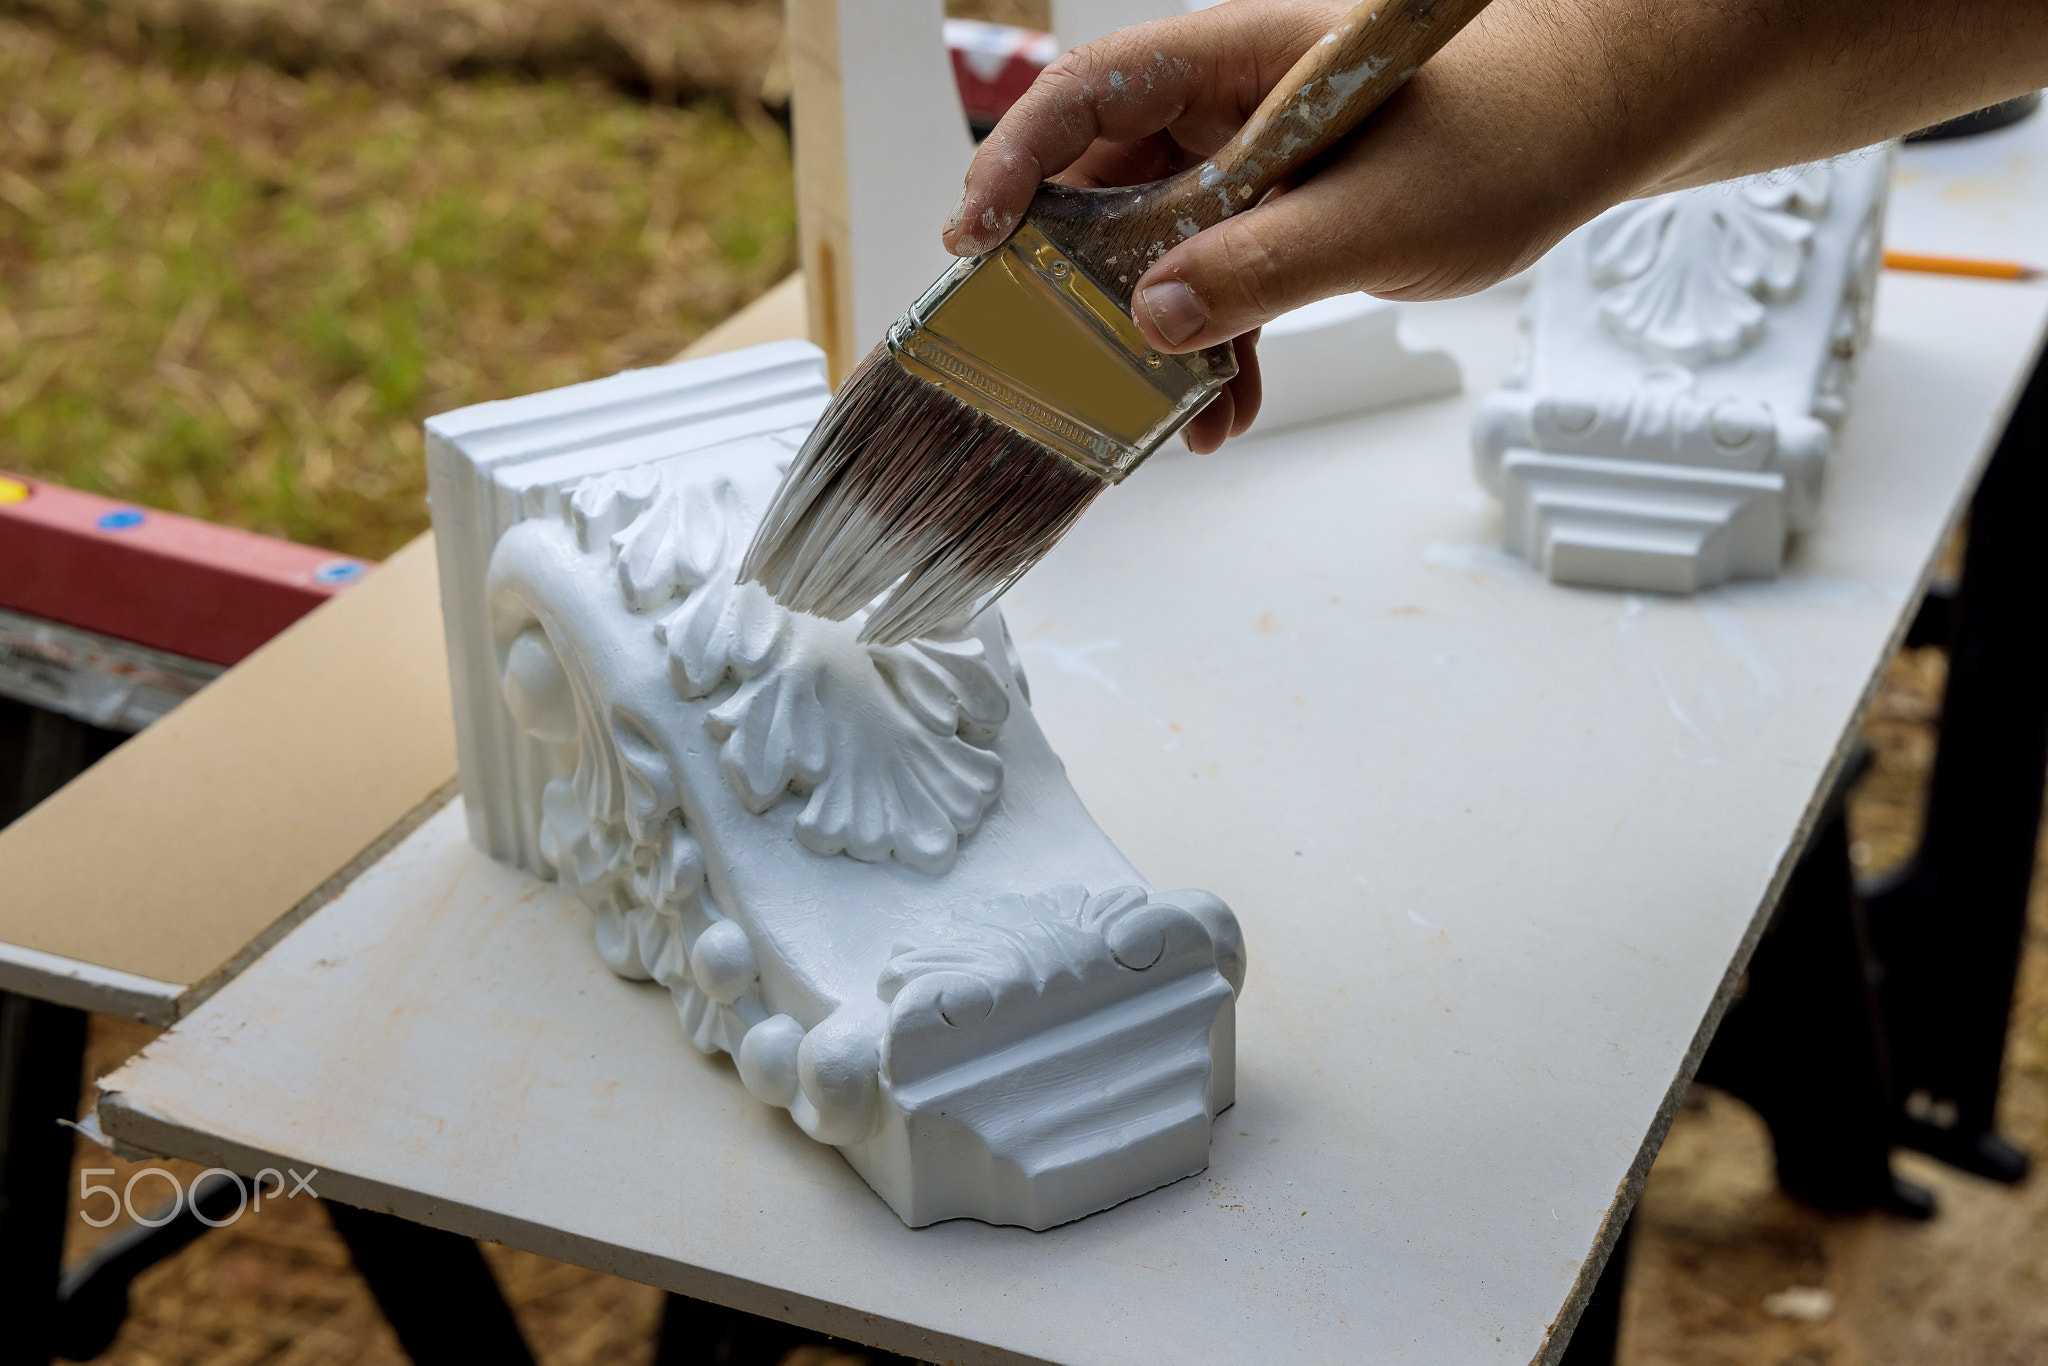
[1422,541,1523,576]
[1617,594,1650,638]
[1019,638,1123,695]
[1699,600,1785,700]
[1653,667,1703,736]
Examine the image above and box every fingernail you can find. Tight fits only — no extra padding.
[945,190,965,235]
[953,204,1011,256]
[1140,280,1206,347]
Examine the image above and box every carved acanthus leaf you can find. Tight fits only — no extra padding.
[599,462,1011,876]
[658,578,787,701]
[1587,164,1829,365]
[613,476,737,611]
[878,885,1171,1006]
[870,637,1011,741]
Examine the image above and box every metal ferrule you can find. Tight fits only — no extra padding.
[886,224,1236,483]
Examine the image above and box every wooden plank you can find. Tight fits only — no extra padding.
[785,0,975,386]
[97,270,2048,1363]
[0,536,456,1022]
[0,471,368,666]
[788,0,855,384]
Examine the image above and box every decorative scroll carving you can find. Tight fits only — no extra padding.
[428,340,1243,1231]
[1471,148,1893,593]
[565,456,1011,877]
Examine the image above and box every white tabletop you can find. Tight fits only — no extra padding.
[99,126,2048,1366]
[1891,105,2048,265]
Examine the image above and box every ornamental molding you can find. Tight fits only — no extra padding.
[425,341,1242,1230]
[1471,148,1893,593]
[1586,162,1835,366]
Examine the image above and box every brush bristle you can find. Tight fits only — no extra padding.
[739,345,1109,646]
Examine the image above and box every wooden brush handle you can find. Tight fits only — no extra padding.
[1031,0,1495,304]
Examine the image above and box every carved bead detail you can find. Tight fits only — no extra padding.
[1159,888,1247,997]
[738,1014,804,1107]
[893,971,998,1029]
[690,919,759,1007]
[797,1009,882,1146]
[1107,909,1171,971]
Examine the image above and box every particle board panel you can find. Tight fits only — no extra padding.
[0,536,456,1022]
[0,471,369,666]
[97,271,2048,1364]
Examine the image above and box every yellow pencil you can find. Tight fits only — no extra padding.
[1883,250,2041,281]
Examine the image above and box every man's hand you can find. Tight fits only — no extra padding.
[944,0,2048,453]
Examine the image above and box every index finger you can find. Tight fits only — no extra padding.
[942,4,1337,256]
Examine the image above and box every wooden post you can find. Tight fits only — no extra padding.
[785,0,974,388]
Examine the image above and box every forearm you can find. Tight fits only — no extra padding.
[1529,0,2048,201]
[948,0,2048,445]
[1345,0,2048,297]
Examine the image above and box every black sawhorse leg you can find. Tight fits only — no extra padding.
[656,1293,815,1365]
[1863,346,2048,1186]
[2,696,540,1364]
[44,1186,542,1364]
[0,990,90,1366]
[1,699,124,1366]
[1561,756,1929,1366]
[1697,750,1933,1217]
[49,1172,248,1361]
[324,1202,537,1365]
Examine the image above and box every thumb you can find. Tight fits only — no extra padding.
[1128,182,1371,353]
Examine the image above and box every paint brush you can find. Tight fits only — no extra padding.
[741,0,1495,645]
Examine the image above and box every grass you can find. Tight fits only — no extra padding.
[0,0,787,104]
[0,0,1055,557]
[0,16,794,557]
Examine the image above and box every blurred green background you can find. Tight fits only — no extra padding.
[0,0,1042,558]
[0,0,807,556]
